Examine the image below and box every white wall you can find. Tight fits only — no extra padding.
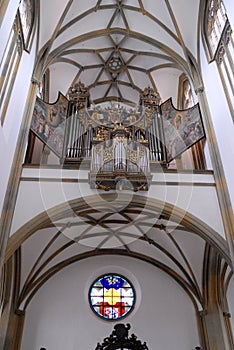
[21,255,200,350]
[0,2,37,215]
[10,168,224,238]
[225,0,234,30]
[151,68,182,104]
[199,12,234,208]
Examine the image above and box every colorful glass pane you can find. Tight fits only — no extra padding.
[89,274,135,320]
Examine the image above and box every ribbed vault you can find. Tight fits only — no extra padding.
[34,0,202,104]
[5,194,232,315]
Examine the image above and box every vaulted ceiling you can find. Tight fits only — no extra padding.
[35,0,201,104]
[12,194,231,313]
[7,0,234,314]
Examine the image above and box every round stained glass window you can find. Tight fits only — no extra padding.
[89,274,135,320]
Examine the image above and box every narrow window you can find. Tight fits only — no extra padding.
[0,0,35,125]
[205,0,234,120]
[0,15,23,125]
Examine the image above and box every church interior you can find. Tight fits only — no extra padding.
[0,1,234,349]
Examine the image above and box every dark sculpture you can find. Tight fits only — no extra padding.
[95,323,149,349]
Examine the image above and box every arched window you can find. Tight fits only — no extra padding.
[204,0,234,120]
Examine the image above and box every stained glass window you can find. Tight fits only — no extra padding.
[89,274,135,320]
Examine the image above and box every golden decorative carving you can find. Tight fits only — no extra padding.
[67,81,90,109]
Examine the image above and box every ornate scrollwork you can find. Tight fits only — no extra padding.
[95,323,149,350]
[140,85,161,111]
[87,104,145,128]
[127,148,138,164]
[103,147,114,163]
[67,81,90,109]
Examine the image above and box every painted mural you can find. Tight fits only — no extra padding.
[161,98,205,162]
[30,93,69,157]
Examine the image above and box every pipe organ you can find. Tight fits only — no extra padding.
[63,83,166,191]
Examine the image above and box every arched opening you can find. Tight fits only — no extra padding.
[2,195,232,349]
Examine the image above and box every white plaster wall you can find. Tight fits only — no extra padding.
[199,36,234,208]
[10,168,224,238]
[0,6,37,214]
[225,0,234,30]
[151,68,181,104]
[21,255,200,350]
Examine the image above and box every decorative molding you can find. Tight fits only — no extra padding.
[19,176,216,187]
